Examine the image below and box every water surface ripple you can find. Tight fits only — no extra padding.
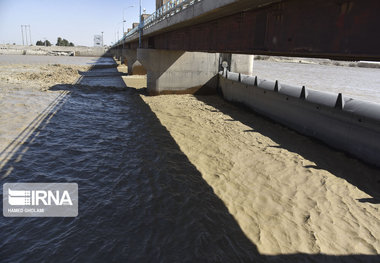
[0,84,258,262]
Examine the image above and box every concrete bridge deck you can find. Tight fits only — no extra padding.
[115,0,380,61]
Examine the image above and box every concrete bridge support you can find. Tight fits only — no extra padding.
[230,54,254,76]
[137,49,219,95]
[115,49,122,61]
[220,53,254,75]
[121,49,137,75]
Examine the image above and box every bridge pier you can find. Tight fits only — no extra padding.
[137,49,219,95]
[122,49,136,75]
[115,49,122,61]
[231,54,254,76]
[120,49,147,75]
[220,54,254,75]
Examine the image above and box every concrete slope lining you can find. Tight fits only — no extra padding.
[219,71,380,167]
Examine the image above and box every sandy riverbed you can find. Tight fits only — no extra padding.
[122,68,380,257]
[0,63,90,91]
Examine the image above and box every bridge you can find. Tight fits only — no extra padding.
[110,0,380,94]
[109,0,380,167]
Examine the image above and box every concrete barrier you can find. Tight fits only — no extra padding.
[218,71,380,167]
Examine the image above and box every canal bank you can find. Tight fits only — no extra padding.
[0,44,108,57]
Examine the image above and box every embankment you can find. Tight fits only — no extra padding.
[218,71,380,167]
[0,44,108,57]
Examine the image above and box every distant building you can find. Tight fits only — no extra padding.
[156,0,170,9]
[141,14,150,22]
[128,12,151,32]
[94,35,102,47]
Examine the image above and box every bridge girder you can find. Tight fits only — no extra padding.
[119,0,380,61]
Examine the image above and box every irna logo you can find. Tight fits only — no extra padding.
[8,188,73,206]
[3,183,78,217]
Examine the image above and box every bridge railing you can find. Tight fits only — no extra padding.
[115,0,203,46]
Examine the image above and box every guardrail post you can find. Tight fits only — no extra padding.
[335,93,345,109]
[300,86,308,99]
[274,80,280,92]
[254,76,258,86]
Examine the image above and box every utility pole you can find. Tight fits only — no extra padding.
[25,26,28,45]
[21,25,24,45]
[21,25,31,45]
[28,25,32,46]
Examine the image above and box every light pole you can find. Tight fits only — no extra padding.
[115,20,125,42]
[101,32,104,47]
[122,6,134,49]
[121,20,126,39]
[139,0,142,48]
[123,6,134,37]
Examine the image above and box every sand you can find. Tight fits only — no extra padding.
[0,63,90,91]
[123,70,380,256]
[254,55,380,68]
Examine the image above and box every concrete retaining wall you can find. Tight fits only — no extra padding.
[218,71,380,167]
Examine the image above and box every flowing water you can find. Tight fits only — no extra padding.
[0,57,258,262]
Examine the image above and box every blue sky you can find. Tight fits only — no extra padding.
[0,0,156,46]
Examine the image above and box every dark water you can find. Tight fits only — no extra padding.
[0,79,258,262]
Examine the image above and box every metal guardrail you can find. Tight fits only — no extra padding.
[114,0,203,47]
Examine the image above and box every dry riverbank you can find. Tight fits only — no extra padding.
[0,44,107,57]
[0,63,90,91]
[254,55,380,69]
